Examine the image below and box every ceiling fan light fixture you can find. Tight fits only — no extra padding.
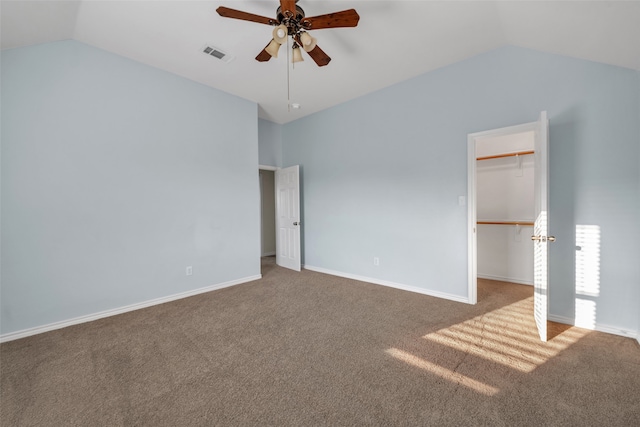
[299,31,317,52]
[273,24,288,44]
[265,39,281,58]
[292,44,304,63]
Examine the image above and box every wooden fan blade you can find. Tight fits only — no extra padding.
[294,35,331,67]
[217,6,276,25]
[305,45,331,67]
[280,0,296,17]
[256,42,273,62]
[301,9,360,30]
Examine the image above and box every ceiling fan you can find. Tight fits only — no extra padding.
[216,0,360,67]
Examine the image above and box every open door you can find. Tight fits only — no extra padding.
[532,111,553,342]
[276,165,301,271]
[468,112,552,341]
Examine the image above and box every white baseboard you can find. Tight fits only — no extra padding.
[547,314,637,340]
[0,275,262,343]
[303,265,470,304]
[261,252,276,257]
[477,274,533,286]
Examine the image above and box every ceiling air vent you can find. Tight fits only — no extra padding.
[202,45,234,63]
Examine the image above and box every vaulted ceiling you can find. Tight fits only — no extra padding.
[2,1,639,124]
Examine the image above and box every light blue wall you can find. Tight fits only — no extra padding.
[283,46,640,334]
[258,118,282,168]
[1,41,260,335]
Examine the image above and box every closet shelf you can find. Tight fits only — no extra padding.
[477,220,535,226]
[476,150,534,161]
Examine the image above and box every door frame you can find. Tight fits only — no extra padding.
[259,165,278,261]
[259,166,278,257]
[467,121,539,304]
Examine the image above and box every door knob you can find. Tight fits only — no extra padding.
[531,235,556,242]
[293,222,299,226]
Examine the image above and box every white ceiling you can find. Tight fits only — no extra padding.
[2,1,639,124]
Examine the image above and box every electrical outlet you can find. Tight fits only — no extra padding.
[186,266,193,276]
[373,257,380,266]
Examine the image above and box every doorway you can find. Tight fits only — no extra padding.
[259,169,276,257]
[468,112,550,341]
[468,119,541,304]
[259,167,277,276]
[259,165,302,273]
[475,130,535,288]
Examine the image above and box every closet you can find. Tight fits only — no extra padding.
[476,131,535,285]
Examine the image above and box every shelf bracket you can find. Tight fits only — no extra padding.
[515,153,523,177]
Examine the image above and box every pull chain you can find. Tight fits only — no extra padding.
[287,35,291,112]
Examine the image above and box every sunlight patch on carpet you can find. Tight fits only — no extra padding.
[385,296,590,395]
[421,297,589,373]
[385,348,499,396]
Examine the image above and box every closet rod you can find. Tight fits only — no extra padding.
[476,150,534,161]
[477,221,534,226]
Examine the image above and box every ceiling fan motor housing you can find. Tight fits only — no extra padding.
[276,5,305,32]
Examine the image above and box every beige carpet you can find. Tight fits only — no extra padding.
[2,257,639,426]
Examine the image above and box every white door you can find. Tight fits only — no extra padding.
[532,111,552,342]
[275,165,301,271]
